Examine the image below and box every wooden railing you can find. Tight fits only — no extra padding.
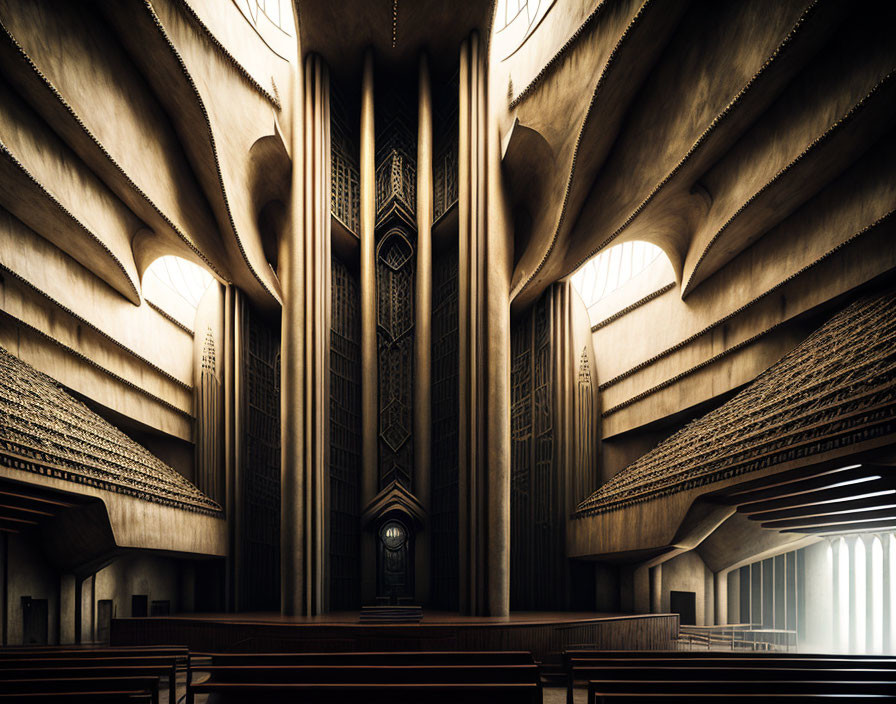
[678,623,797,651]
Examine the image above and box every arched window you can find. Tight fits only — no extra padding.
[143,255,214,330]
[569,241,672,325]
[494,0,556,59]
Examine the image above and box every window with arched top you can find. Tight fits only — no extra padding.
[494,0,557,59]
[143,255,214,331]
[569,241,673,325]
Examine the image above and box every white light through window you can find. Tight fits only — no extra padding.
[570,241,665,310]
[494,0,557,59]
[146,256,213,310]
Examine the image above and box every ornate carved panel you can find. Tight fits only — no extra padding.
[330,80,360,233]
[329,256,362,609]
[239,301,280,611]
[433,70,459,221]
[576,347,596,503]
[376,229,415,490]
[510,309,534,609]
[431,250,459,609]
[375,83,416,225]
[196,328,221,503]
[511,284,597,610]
[511,292,561,610]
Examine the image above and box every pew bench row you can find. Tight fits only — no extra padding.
[563,650,896,704]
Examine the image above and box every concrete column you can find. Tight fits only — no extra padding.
[223,284,237,612]
[59,574,75,645]
[89,574,95,643]
[649,564,662,614]
[414,52,433,605]
[457,32,490,615]
[883,533,892,654]
[848,536,858,653]
[714,570,728,625]
[359,49,377,604]
[485,44,512,619]
[866,537,875,653]
[282,52,330,616]
[831,538,841,651]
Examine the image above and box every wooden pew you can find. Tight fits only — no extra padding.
[0,675,159,704]
[198,662,540,683]
[0,693,153,703]
[588,678,896,703]
[593,696,896,703]
[188,681,541,704]
[188,651,542,704]
[565,649,896,660]
[0,653,180,704]
[195,650,535,666]
[564,654,896,704]
[577,666,896,683]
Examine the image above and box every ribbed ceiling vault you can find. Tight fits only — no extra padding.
[507,0,896,312]
[0,0,291,312]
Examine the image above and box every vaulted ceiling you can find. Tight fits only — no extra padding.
[0,0,292,313]
[505,0,896,312]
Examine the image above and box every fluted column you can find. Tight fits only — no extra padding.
[414,53,433,604]
[458,32,489,616]
[359,49,378,604]
[282,53,329,616]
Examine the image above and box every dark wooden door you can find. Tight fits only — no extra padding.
[670,590,696,625]
[377,520,413,601]
[131,594,148,617]
[96,599,113,643]
[21,597,48,645]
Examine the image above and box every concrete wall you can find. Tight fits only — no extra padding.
[1,536,199,646]
[661,550,714,627]
[94,554,180,621]
[4,532,59,645]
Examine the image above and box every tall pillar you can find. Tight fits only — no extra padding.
[223,284,242,612]
[359,49,378,604]
[883,533,892,654]
[649,564,662,614]
[282,52,330,616]
[414,53,433,605]
[458,32,491,616]
[485,43,512,620]
[714,570,728,625]
[831,537,841,652]
[866,537,875,653]
[848,536,858,653]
